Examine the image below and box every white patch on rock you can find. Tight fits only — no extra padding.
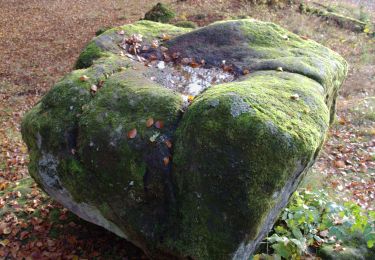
[157,61,165,70]
[145,63,235,96]
[229,93,254,117]
[38,152,127,239]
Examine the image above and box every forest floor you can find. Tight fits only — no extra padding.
[0,0,374,258]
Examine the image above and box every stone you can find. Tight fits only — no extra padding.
[21,19,348,259]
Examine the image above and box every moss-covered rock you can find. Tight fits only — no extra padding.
[22,19,348,259]
[143,3,175,23]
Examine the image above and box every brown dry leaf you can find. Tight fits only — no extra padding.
[0,239,10,247]
[161,33,171,41]
[19,231,29,240]
[243,69,250,75]
[151,39,159,48]
[163,156,170,166]
[165,140,172,149]
[146,118,154,128]
[222,65,233,72]
[300,35,309,40]
[334,160,346,168]
[79,75,89,82]
[338,117,346,125]
[3,227,11,235]
[0,182,9,190]
[190,61,200,68]
[154,121,164,129]
[127,128,137,139]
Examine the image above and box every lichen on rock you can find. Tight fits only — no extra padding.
[22,19,348,259]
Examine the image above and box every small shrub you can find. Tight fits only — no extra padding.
[144,3,175,23]
[253,189,375,259]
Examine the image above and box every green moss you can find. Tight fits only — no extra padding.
[170,71,330,258]
[174,21,198,29]
[75,41,104,69]
[143,3,175,23]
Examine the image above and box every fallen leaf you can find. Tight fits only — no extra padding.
[127,128,137,139]
[0,182,9,191]
[190,61,200,68]
[151,39,159,48]
[338,117,346,125]
[243,69,250,75]
[163,156,170,166]
[222,65,233,72]
[79,75,89,82]
[2,227,11,235]
[161,33,171,41]
[0,239,10,247]
[155,121,164,129]
[334,160,346,168]
[165,140,172,148]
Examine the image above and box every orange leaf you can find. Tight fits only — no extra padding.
[163,156,170,166]
[190,61,200,68]
[334,160,345,168]
[161,33,171,41]
[127,128,137,139]
[155,121,164,129]
[79,75,89,82]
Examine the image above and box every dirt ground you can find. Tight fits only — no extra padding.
[0,0,374,258]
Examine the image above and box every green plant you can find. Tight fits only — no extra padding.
[143,3,175,23]
[254,189,375,259]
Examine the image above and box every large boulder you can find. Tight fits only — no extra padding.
[21,19,347,259]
